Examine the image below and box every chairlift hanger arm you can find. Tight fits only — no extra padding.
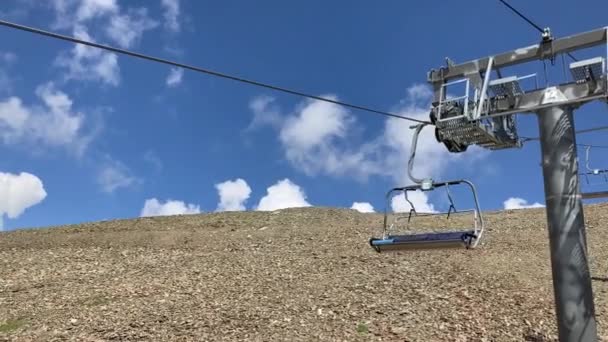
[584,146,608,173]
[428,27,608,84]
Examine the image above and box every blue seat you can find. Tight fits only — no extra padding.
[369,230,476,252]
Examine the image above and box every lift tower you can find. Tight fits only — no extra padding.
[427,27,608,342]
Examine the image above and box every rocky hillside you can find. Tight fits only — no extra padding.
[1,204,608,341]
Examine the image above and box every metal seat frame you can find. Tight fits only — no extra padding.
[580,146,608,200]
[369,124,485,252]
[369,180,484,252]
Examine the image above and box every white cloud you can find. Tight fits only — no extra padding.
[256,179,311,211]
[55,25,120,86]
[0,82,94,156]
[105,8,158,48]
[280,95,350,151]
[215,178,251,212]
[0,51,17,95]
[248,84,487,184]
[140,198,200,217]
[34,83,84,146]
[97,157,139,193]
[161,0,180,33]
[51,0,118,29]
[405,83,433,100]
[77,0,118,22]
[247,95,283,130]
[503,197,545,210]
[166,67,183,87]
[391,190,436,213]
[351,202,375,213]
[50,0,75,28]
[276,95,381,179]
[0,172,47,230]
[0,97,29,134]
[51,2,158,86]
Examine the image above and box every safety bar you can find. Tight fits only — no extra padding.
[437,78,470,122]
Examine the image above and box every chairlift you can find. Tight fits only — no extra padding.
[369,124,485,252]
[580,146,608,200]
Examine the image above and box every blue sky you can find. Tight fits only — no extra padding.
[1,0,608,230]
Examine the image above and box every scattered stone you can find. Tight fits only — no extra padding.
[1,205,608,341]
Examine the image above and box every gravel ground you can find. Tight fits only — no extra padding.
[1,204,608,341]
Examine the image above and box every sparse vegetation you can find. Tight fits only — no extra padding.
[0,319,26,333]
[356,322,369,334]
[81,295,111,307]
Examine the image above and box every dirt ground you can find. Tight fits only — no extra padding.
[1,203,608,341]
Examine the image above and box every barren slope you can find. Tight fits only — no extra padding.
[1,204,608,341]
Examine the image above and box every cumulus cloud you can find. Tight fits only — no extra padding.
[0,51,17,95]
[97,157,140,193]
[161,0,181,33]
[391,190,436,213]
[248,85,483,185]
[105,8,158,48]
[503,197,545,210]
[51,1,158,86]
[0,82,95,156]
[140,198,200,217]
[256,179,311,211]
[55,25,120,86]
[248,94,381,180]
[76,0,118,22]
[215,178,251,212]
[51,0,118,28]
[166,67,183,87]
[351,202,375,213]
[280,95,350,151]
[247,95,283,130]
[0,172,47,230]
[278,95,366,177]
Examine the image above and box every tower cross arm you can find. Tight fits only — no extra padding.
[488,79,608,118]
[428,27,608,83]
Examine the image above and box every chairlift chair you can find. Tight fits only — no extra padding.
[369,124,485,252]
[580,146,608,200]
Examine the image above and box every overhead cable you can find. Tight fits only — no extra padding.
[0,19,431,124]
[497,0,578,61]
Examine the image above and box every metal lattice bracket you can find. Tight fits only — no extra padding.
[434,116,521,150]
[570,56,605,83]
[488,73,538,98]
